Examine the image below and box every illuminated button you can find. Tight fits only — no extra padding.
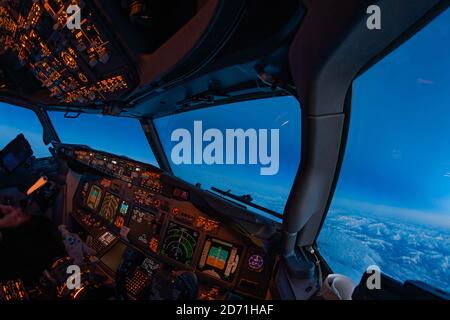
[78,72,88,83]
[60,50,78,70]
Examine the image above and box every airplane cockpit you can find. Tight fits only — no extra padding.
[1,133,281,300]
[0,0,449,302]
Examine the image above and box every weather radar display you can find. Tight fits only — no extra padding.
[161,222,199,265]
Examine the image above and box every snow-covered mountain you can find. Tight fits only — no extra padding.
[318,208,450,294]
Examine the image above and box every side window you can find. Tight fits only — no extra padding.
[0,103,50,158]
[317,8,450,293]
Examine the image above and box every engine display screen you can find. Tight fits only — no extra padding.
[99,193,120,223]
[161,222,199,266]
[100,241,127,273]
[128,207,163,253]
[86,185,103,211]
[197,237,241,282]
[114,201,129,228]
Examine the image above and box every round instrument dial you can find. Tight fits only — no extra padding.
[248,254,264,272]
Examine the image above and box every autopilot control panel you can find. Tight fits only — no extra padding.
[58,145,277,300]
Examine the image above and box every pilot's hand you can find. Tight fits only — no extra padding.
[0,205,30,229]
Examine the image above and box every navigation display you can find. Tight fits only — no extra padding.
[198,237,241,282]
[86,185,103,211]
[161,222,199,266]
[128,207,163,253]
[99,193,120,223]
[114,201,129,228]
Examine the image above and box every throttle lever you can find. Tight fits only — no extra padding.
[19,176,49,211]
[27,176,49,196]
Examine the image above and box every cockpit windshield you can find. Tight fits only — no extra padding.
[154,96,301,221]
[0,103,50,158]
[48,112,159,167]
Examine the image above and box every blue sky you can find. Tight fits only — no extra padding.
[333,7,450,228]
[0,104,51,157]
[317,8,450,291]
[48,112,159,167]
[154,96,301,217]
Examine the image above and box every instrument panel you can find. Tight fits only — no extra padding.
[0,0,137,105]
[128,206,163,253]
[59,145,276,299]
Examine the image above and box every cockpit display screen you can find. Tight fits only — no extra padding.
[197,237,241,282]
[161,222,199,266]
[128,207,163,253]
[86,185,103,211]
[100,241,127,274]
[114,201,129,228]
[99,192,120,223]
[0,134,33,173]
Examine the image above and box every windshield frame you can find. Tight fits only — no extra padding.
[44,110,161,167]
[150,95,302,221]
[43,107,286,224]
[315,7,450,292]
[0,102,59,157]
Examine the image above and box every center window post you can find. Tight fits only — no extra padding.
[140,117,174,174]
